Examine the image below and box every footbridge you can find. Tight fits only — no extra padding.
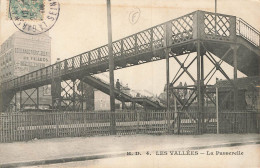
[1,10,259,112]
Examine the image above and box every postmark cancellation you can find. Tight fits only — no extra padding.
[8,0,60,35]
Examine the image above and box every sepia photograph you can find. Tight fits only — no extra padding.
[0,0,259,167]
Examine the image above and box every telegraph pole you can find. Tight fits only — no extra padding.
[215,0,217,36]
[215,0,217,13]
[106,0,116,134]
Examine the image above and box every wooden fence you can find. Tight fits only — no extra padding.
[0,110,259,142]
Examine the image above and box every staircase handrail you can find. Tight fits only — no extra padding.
[236,18,260,47]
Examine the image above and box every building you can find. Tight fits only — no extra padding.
[0,31,52,110]
[216,76,260,111]
[94,90,121,111]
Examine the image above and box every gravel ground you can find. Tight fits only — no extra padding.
[22,144,260,168]
[0,134,259,166]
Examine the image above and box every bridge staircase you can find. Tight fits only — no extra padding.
[81,75,165,110]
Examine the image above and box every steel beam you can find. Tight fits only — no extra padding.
[23,89,37,106]
[172,54,196,83]
[202,43,239,111]
[205,49,235,87]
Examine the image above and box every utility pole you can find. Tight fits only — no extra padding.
[106,0,116,134]
[215,0,217,13]
[215,0,217,36]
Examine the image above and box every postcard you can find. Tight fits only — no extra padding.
[0,0,259,167]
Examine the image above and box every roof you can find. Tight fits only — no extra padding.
[216,76,260,89]
[12,31,51,39]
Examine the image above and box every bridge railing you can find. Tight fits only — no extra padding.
[199,11,236,41]
[236,18,260,47]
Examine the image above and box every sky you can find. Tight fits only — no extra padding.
[0,0,260,95]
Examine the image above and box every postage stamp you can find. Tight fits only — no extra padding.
[8,0,45,21]
[8,0,60,35]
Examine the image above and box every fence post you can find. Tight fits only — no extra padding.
[24,112,27,141]
[216,86,219,134]
[167,110,171,134]
[234,113,237,133]
[0,114,2,142]
[10,113,13,142]
[137,111,140,134]
[84,113,87,136]
[246,112,248,133]
[56,112,59,138]
[174,112,180,134]
[173,95,179,134]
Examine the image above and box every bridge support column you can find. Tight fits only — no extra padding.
[80,79,84,112]
[143,101,147,111]
[19,91,22,111]
[132,101,136,110]
[201,47,205,133]
[196,41,205,134]
[72,80,76,111]
[164,20,172,134]
[202,55,205,133]
[196,41,201,134]
[122,100,126,110]
[36,87,39,110]
[14,92,17,112]
[232,45,239,111]
[51,77,62,111]
[166,47,171,133]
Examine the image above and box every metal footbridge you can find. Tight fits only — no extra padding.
[1,10,259,111]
